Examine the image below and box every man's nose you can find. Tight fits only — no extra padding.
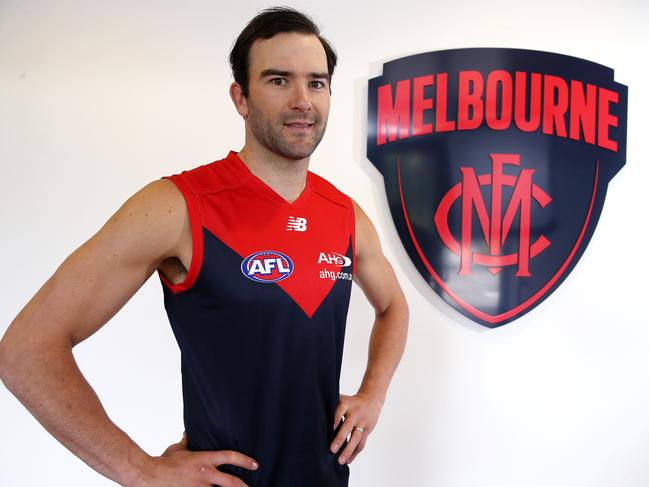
[289,83,312,112]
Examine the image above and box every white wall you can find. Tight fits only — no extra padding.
[1,0,648,486]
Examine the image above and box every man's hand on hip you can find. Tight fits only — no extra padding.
[330,392,384,465]
[128,432,259,487]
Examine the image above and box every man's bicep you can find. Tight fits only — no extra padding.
[352,200,403,315]
[5,178,186,348]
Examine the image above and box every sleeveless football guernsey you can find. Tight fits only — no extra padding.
[157,151,355,486]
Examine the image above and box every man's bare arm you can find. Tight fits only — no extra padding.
[0,179,257,486]
[330,199,409,465]
[352,200,409,403]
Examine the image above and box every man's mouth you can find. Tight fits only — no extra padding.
[285,121,315,128]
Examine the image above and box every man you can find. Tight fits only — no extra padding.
[0,7,408,487]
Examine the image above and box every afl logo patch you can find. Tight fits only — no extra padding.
[241,251,294,283]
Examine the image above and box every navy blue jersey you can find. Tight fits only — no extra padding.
[157,151,355,486]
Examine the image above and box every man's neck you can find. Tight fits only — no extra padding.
[236,143,310,204]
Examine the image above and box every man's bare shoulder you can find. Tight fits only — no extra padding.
[350,198,382,261]
[0,178,191,350]
[100,177,189,266]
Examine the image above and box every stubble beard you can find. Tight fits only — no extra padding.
[246,98,327,161]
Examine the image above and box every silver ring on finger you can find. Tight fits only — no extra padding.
[353,426,364,433]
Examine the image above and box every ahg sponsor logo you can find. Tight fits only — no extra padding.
[319,269,353,281]
[318,252,352,267]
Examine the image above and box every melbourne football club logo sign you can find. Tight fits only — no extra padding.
[366,48,627,327]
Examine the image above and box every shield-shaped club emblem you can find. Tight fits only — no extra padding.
[367,48,627,327]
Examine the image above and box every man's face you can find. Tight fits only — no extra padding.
[243,32,331,160]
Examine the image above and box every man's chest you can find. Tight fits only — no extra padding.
[196,191,354,317]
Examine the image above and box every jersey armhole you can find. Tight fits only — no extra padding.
[157,174,204,294]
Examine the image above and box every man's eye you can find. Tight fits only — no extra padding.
[309,80,326,89]
[271,78,287,86]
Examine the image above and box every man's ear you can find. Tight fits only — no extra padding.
[230,82,248,120]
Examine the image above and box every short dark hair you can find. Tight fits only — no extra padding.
[229,7,337,97]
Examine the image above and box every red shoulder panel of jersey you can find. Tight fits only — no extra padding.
[309,171,352,207]
[156,153,240,292]
[171,154,243,195]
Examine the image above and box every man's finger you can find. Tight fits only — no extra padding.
[333,398,348,431]
[330,413,357,454]
[336,426,363,464]
[202,450,259,471]
[347,435,367,464]
[199,465,250,487]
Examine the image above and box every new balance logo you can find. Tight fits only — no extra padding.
[286,216,307,232]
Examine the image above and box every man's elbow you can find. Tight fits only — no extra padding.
[397,295,409,329]
[392,286,409,317]
[0,328,21,392]
[0,322,67,394]
[0,321,35,393]
[377,293,409,326]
